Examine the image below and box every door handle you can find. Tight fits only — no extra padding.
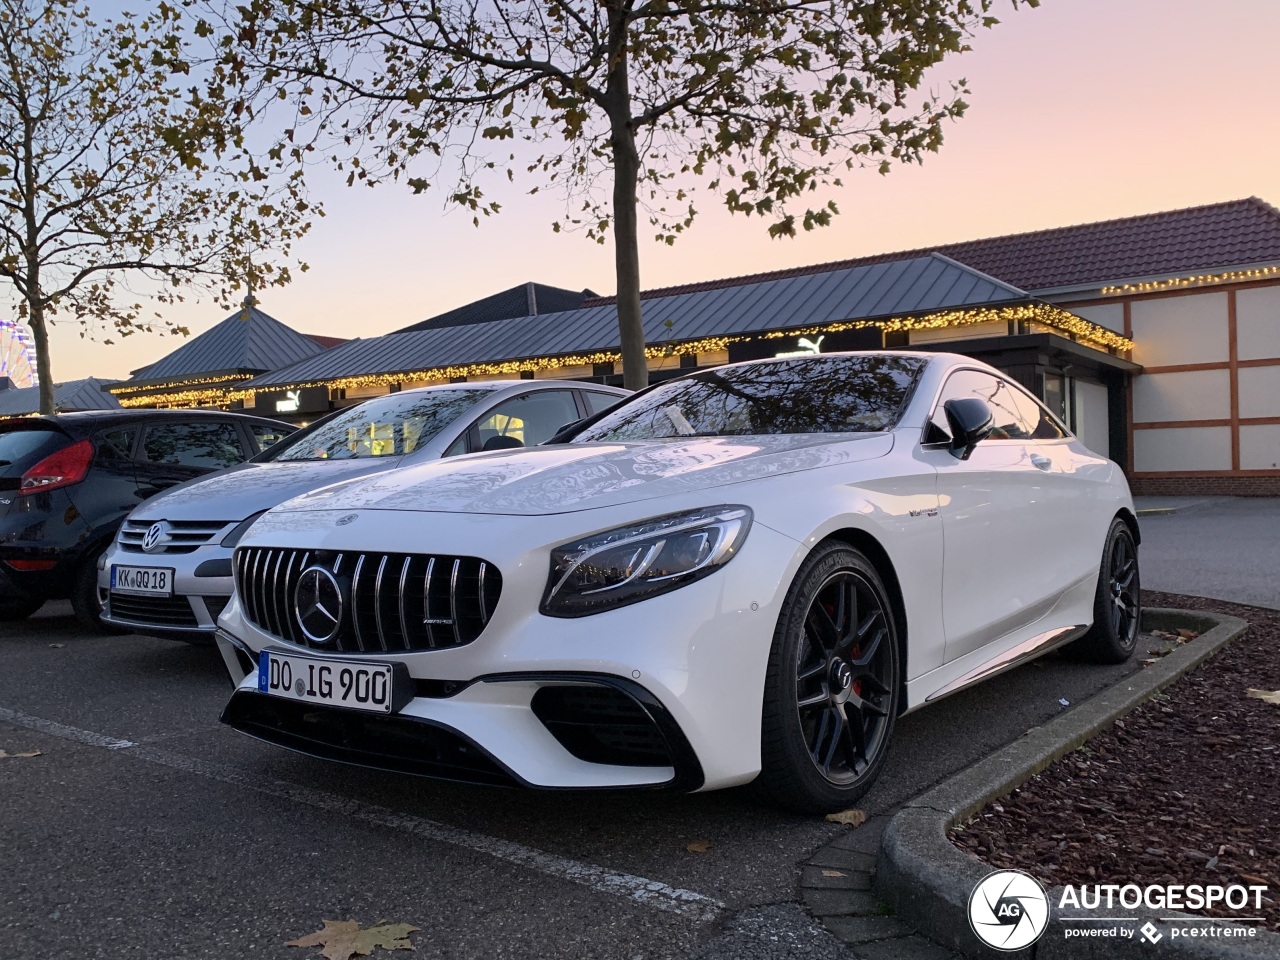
[1030,455,1053,471]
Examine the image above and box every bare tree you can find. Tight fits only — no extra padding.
[210,0,1033,388]
[0,0,315,413]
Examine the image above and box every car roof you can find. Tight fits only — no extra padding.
[0,408,292,438]
[396,379,629,400]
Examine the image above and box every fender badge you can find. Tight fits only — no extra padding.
[336,513,359,526]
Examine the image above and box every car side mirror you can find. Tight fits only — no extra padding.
[943,398,994,461]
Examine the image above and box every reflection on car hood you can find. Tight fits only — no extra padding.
[275,434,894,516]
[129,460,401,522]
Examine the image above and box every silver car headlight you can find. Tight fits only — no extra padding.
[540,505,753,618]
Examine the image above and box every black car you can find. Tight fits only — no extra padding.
[0,409,293,629]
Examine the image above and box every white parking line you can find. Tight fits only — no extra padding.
[0,706,725,923]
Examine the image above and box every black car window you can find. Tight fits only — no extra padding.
[0,428,65,474]
[581,390,622,416]
[249,423,292,453]
[141,421,244,469]
[473,391,581,449]
[929,370,1067,442]
[99,427,137,458]
[574,355,926,442]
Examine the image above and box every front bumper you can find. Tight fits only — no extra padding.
[98,537,235,640]
[215,516,806,792]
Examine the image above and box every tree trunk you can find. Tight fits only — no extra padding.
[27,304,55,416]
[605,4,647,391]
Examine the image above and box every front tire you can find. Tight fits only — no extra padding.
[758,543,900,815]
[70,554,127,634]
[1071,518,1141,664]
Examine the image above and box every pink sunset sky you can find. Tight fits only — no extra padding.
[35,0,1280,383]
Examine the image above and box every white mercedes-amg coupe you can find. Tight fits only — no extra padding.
[215,352,1141,813]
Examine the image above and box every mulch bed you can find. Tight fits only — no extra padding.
[951,591,1280,932]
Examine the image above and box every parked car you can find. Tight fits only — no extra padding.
[214,352,1140,813]
[0,409,293,629]
[100,379,628,642]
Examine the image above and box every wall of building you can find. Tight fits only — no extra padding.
[1060,278,1280,496]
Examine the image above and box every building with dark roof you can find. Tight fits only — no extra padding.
[0,377,122,418]
[395,282,598,333]
[109,303,346,409]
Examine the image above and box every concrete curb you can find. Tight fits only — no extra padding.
[876,608,1280,959]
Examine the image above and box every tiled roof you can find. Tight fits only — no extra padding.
[0,377,122,417]
[582,197,1280,304]
[247,254,1029,388]
[395,282,599,333]
[124,305,328,385]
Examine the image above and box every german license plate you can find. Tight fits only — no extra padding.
[111,565,174,596]
[258,649,402,714]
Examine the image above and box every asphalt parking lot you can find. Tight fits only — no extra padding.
[0,602,1172,960]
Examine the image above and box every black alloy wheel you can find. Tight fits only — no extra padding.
[758,543,900,814]
[1070,517,1141,664]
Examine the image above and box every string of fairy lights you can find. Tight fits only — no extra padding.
[1100,264,1280,297]
[111,302,1133,409]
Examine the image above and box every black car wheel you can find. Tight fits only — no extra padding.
[758,543,900,814]
[0,596,44,622]
[1070,518,1141,664]
[70,553,127,634]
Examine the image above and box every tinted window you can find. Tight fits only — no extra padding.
[266,388,489,461]
[581,390,622,416]
[100,427,136,457]
[0,428,65,475]
[141,422,244,469]
[250,423,292,453]
[575,355,926,442]
[474,391,581,449]
[930,370,1066,442]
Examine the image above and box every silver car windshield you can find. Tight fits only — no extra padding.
[573,355,927,442]
[265,389,490,461]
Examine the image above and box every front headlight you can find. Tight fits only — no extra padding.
[540,505,753,618]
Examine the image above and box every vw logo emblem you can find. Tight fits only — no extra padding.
[142,521,170,554]
[294,566,344,644]
[336,514,358,526]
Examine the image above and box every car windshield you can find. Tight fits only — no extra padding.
[264,389,490,461]
[573,354,927,442]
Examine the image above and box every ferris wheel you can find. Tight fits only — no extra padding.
[0,320,37,389]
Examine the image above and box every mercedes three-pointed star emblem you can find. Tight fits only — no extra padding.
[294,566,343,643]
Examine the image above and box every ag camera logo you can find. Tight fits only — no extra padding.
[969,870,1050,950]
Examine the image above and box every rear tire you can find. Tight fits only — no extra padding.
[1070,518,1141,664]
[757,543,900,815]
[70,554,127,634]
[0,596,43,622]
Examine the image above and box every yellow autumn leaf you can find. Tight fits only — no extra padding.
[686,839,712,854]
[824,808,868,826]
[1246,689,1280,706]
[286,920,418,960]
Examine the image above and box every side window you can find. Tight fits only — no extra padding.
[99,427,137,458]
[250,423,292,453]
[581,390,621,416]
[473,391,582,450]
[930,370,1035,441]
[141,421,244,469]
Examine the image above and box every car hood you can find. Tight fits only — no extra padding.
[274,433,894,517]
[129,459,403,523]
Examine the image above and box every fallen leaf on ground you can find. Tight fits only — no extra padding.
[685,840,711,854]
[824,808,867,827]
[48,643,64,649]
[0,750,41,760]
[1246,688,1280,705]
[286,920,418,960]
[1176,628,1199,641]
[821,869,847,878]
